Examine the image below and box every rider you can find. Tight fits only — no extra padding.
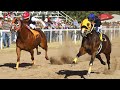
[22,11,46,30]
[88,13,103,41]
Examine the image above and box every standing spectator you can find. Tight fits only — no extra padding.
[0,11,3,29]
[73,17,79,29]
[9,11,17,42]
[2,31,10,48]
[42,14,45,21]
[0,11,3,47]
[3,13,8,21]
[2,13,11,48]
[44,15,53,42]
[47,15,52,24]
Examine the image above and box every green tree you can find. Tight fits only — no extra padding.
[64,11,120,22]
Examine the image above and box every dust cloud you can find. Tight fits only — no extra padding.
[50,34,78,65]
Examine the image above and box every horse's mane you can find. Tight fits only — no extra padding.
[17,19,35,35]
[86,29,98,37]
[82,29,100,44]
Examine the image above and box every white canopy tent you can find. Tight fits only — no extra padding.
[102,14,120,23]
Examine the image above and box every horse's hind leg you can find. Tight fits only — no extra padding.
[96,54,106,65]
[105,54,110,69]
[39,40,49,60]
[36,46,41,55]
[15,46,21,69]
[38,30,49,60]
[30,49,35,65]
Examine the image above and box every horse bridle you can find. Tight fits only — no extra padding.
[10,18,21,32]
[80,24,94,37]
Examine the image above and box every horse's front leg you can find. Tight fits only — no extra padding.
[15,46,21,69]
[87,52,96,76]
[30,49,35,65]
[73,47,86,64]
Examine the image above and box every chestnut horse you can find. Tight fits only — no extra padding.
[72,23,111,75]
[10,17,49,69]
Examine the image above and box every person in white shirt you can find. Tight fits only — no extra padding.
[22,11,46,30]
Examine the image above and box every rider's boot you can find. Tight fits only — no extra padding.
[100,32,103,41]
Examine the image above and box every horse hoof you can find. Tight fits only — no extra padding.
[45,57,49,60]
[87,73,90,77]
[14,67,18,70]
[72,61,76,64]
[71,61,77,67]
[101,61,106,65]
[72,61,77,64]
[32,63,34,66]
[37,52,41,55]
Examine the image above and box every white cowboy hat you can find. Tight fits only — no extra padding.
[0,11,3,17]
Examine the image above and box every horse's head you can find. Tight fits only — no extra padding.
[10,17,21,32]
[80,18,94,37]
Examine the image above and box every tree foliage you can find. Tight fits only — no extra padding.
[64,11,120,22]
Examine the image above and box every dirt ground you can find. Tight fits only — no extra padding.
[0,37,120,79]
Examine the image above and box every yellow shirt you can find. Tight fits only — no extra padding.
[80,18,92,31]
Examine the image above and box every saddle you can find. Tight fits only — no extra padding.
[26,25,40,39]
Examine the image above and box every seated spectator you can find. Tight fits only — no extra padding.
[44,15,53,28]
[61,20,66,29]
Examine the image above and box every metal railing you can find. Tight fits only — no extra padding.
[59,11,74,22]
[0,27,120,49]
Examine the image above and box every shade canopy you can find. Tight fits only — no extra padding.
[98,13,114,21]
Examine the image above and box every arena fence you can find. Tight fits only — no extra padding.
[1,27,120,49]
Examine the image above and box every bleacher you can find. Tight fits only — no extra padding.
[2,11,74,23]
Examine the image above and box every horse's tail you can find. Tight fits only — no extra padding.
[37,29,48,51]
[103,34,112,53]
[37,29,49,60]
[104,34,111,45]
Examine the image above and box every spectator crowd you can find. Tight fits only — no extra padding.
[0,11,81,48]
[1,11,120,49]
